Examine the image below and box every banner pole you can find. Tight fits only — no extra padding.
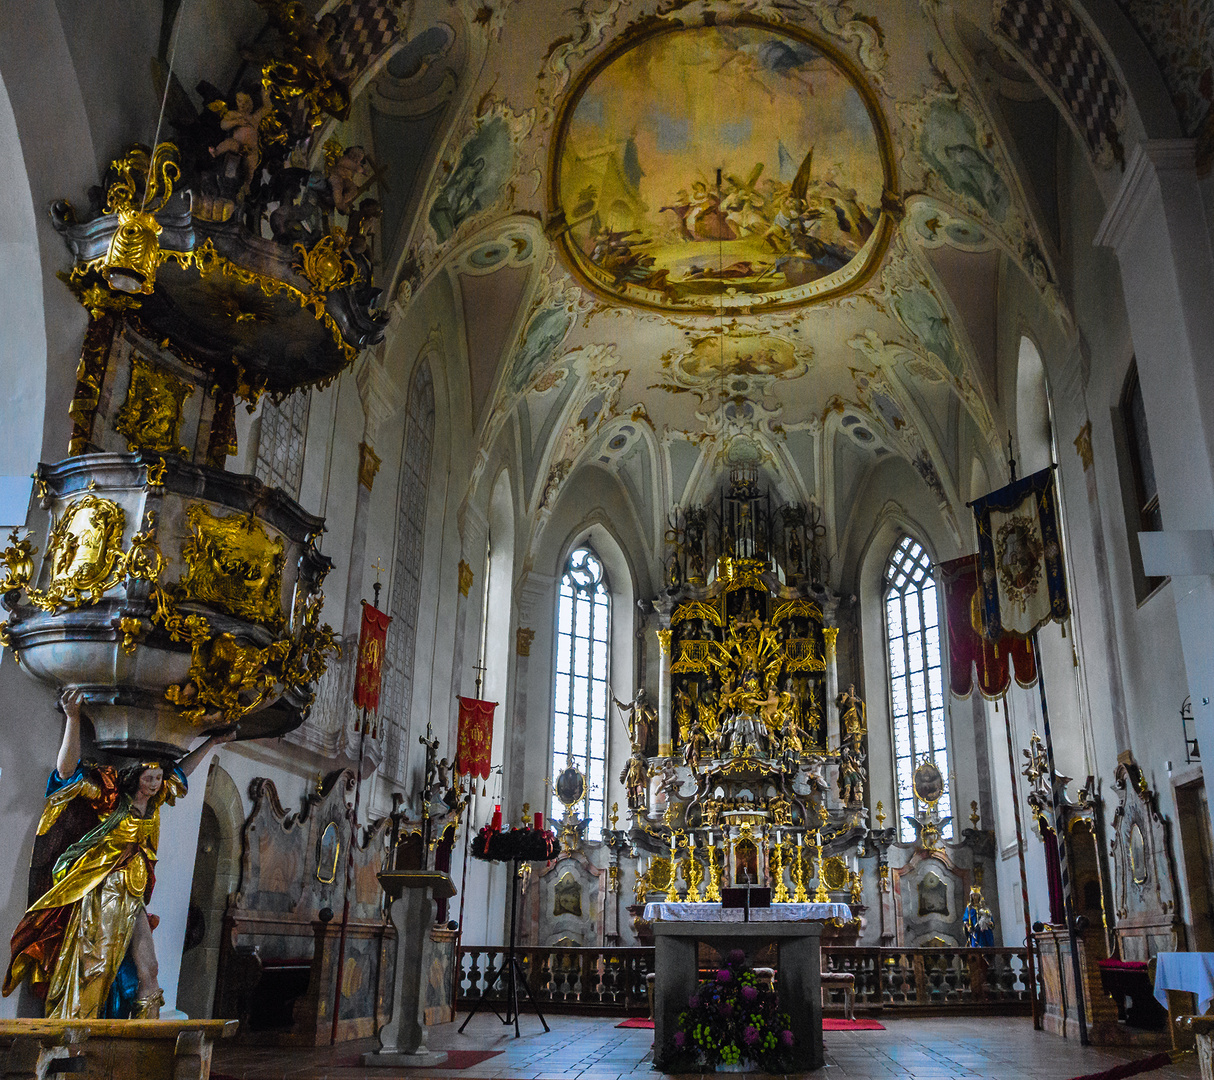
[331,706,368,1045]
[1001,690,1041,1029]
[1031,631,1088,1045]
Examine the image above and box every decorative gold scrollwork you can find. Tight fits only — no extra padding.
[114,356,193,455]
[771,598,824,624]
[279,596,340,707]
[293,231,359,299]
[0,529,37,594]
[784,637,826,672]
[671,638,712,673]
[28,495,127,610]
[118,616,144,654]
[671,600,723,627]
[166,632,291,724]
[177,504,286,630]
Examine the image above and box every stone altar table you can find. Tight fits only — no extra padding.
[650,917,833,1071]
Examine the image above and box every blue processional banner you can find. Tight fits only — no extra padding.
[971,466,1069,639]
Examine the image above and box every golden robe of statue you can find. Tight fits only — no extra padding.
[4,761,185,1019]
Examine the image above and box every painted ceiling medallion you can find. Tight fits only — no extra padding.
[551,19,897,313]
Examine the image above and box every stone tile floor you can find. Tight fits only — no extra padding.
[211,1014,1203,1080]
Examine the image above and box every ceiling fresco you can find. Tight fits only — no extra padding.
[343,0,1135,565]
[552,21,895,312]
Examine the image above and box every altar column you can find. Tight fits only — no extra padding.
[823,626,839,751]
[656,626,673,757]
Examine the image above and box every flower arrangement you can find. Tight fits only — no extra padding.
[667,949,798,1073]
[471,822,560,862]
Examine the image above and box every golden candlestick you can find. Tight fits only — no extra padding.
[685,845,702,903]
[665,833,682,902]
[812,833,831,903]
[791,835,809,903]
[771,837,791,903]
[704,840,722,903]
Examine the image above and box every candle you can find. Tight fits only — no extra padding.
[707,830,714,847]
[492,804,502,830]
[775,828,782,844]
[534,811,544,830]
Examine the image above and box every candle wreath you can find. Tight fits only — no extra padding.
[666,949,798,1073]
[472,822,560,862]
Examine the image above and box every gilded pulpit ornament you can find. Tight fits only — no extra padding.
[28,495,127,610]
[114,356,194,455]
[166,632,291,724]
[177,504,286,629]
[100,143,182,295]
[0,529,37,594]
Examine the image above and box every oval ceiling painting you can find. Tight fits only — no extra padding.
[552,21,894,313]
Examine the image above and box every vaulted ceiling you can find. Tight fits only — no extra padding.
[353,0,1148,570]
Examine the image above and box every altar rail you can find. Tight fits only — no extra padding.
[457,946,1032,1014]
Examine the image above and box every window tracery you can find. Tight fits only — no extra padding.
[884,535,952,841]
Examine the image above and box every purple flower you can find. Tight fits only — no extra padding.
[688,993,700,1009]
[674,1031,686,1048]
[717,968,732,983]
[728,949,746,965]
[720,1003,734,1018]
[741,985,758,1001]
[780,1029,794,1047]
[743,1025,761,1046]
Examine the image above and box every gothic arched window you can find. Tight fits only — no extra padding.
[381,362,435,783]
[551,546,610,833]
[884,535,951,842]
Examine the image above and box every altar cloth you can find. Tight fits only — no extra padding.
[1153,952,1214,1013]
[643,901,852,922]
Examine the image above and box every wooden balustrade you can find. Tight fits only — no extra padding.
[457,945,1032,1015]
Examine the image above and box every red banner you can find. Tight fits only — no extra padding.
[456,696,497,780]
[353,602,391,712]
[939,554,1036,699]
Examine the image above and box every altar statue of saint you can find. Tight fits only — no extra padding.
[838,741,866,805]
[4,689,235,1019]
[963,885,995,947]
[673,688,696,745]
[682,719,705,771]
[837,684,867,741]
[620,749,647,810]
[613,687,655,753]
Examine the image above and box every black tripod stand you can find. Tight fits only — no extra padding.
[459,858,550,1038]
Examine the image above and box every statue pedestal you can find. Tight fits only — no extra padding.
[362,871,457,1069]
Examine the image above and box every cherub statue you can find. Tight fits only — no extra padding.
[613,687,655,753]
[326,145,374,216]
[209,86,274,194]
[4,690,236,1019]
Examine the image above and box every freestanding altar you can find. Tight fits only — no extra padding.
[646,900,851,1071]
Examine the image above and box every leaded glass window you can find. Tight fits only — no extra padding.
[254,390,310,498]
[884,535,951,842]
[381,362,435,783]
[551,547,609,833]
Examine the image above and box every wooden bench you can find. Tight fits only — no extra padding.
[0,1019,238,1080]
